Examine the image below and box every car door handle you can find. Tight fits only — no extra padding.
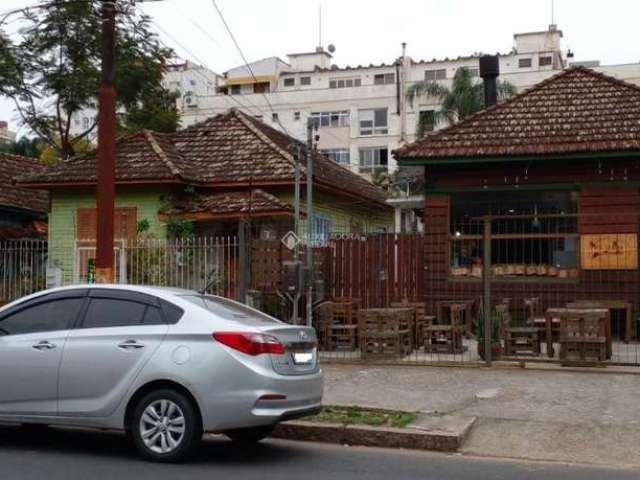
[32,341,56,351]
[118,340,145,350]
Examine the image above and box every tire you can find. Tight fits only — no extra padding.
[225,425,274,444]
[130,388,202,463]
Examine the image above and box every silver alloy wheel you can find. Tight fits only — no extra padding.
[139,399,186,454]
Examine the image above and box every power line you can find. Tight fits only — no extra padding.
[149,19,264,117]
[208,0,293,137]
[166,0,224,50]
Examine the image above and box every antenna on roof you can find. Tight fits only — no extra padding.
[550,0,555,27]
[318,3,322,48]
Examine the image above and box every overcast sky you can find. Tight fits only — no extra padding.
[2,0,639,135]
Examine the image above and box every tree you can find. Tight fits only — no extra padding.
[0,136,42,158]
[0,0,177,159]
[407,67,517,137]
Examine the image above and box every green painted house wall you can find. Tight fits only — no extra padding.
[276,191,392,234]
[48,188,166,284]
[47,186,392,283]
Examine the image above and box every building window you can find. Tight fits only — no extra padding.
[253,82,269,94]
[321,148,350,166]
[310,111,350,128]
[359,147,389,172]
[272,112,279,122]
[293,111,301,121]
[283,77,295,87]
[329,77,361,89]
[424,69,447,81]
[300,76,311,85]
[519,58,532,68]
[359,108,388,135]
[467,68,479,77]
[254,115,263,121]
[312,213,333,246]
[230,84,241,95]
[374,73,395,85]
[539,55,553,67]
[189,79,197,86]
[417,110,436,137]
[449,191,579,278]
[82,117,90,129]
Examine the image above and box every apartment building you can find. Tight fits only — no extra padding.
[179,26,640,182]
[69,60,220,137]
[0,121,16,143]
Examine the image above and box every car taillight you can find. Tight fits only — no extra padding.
[212,332,286,356]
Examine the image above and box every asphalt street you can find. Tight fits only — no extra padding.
[0,425,637,479]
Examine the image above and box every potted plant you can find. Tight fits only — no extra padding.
[475,313,503,360]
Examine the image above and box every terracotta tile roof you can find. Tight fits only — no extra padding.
[20,109,389,208]
[239,112,389,206]
[18,130,187,185]
[395,67,640,162]
[167,189,294,219]
[0,153,48,213]
[0,220,47,240]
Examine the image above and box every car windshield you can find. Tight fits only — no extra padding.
[180,295,281,324]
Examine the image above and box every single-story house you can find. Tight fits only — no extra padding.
[0,152,48,240]
[395,67,640,342]
[18,109,392,284]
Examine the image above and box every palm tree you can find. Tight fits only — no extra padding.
[407,67,517,137]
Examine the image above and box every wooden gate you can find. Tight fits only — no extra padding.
[327,234,424,308]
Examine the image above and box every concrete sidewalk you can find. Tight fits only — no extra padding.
[322,364,640,468]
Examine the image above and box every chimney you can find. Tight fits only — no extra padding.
[479,54,500,108]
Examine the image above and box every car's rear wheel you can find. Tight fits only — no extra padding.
[130,389,202,462]
[225,425,274,444]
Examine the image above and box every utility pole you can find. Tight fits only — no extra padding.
[305,118,315,327]
[292,145,302,324]
[95,0,117,284]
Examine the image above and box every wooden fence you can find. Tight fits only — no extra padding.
[326,233,424,308]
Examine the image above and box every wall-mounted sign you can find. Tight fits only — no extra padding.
[580,233,638,270]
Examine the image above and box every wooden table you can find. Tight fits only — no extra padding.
[567,300,635,343]
[544,308,611,359]
[436,300,475,336]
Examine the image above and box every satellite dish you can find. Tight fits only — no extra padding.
[327,44,336,54]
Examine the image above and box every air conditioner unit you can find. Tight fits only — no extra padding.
[184,94,198,108]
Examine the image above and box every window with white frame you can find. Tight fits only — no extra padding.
[321,148,350,166]
[311,213,333,245]
[310,111,350,128]
[283,77,295,87]
[359,108,388,135]
[329,77,361,89]
[359,147,388,172]
[300,76,311,85]
[539,55,553,67]
[293,111,301,121]
[424,69,447,81]
[519,58,532,68]
[374,73,395,85]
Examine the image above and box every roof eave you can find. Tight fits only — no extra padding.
[398,149,640,166]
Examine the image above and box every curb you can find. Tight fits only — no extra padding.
[271,418,475,452]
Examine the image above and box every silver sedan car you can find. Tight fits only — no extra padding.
[0,285,323,462]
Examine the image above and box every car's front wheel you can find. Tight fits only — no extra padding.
[225,425,274,444]
[130,389,202,462]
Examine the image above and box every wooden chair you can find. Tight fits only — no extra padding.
[502,302,541,357]
[390,300,433,349]
[358,308,412,358]
[559,310,607,365]
[424,304,464,354]
[325,300,359,351]
[524,297,554,342]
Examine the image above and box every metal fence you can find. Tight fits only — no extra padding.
[0,237,240,306]
[3,226,640,369]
